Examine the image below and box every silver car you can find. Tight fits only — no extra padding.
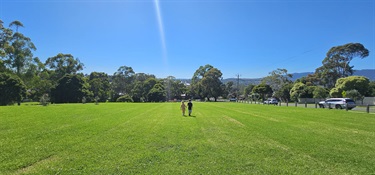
[264,98,278,105]
[318,98,356,110]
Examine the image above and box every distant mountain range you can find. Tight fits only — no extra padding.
[290,69,375,81]
[179,69,375,85]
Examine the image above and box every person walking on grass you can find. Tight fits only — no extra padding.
[180,101,186,116]
[187,99,193,116]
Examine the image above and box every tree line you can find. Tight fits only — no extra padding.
[0,20,221,105]
[1,20,374,106]
[243,43,374,103]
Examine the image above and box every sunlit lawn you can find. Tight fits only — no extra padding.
[1,102,374,174]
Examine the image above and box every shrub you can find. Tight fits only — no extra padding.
[116,94,133,102]
[39,94,50,106]
[94,96,100,105]
[343,90,363,101]
[82,97,87,104]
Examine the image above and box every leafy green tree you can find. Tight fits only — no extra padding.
[252,83,273,101]
[143,78,158,101]
[200,68,223,101]
[368,81,375,97]
[0,72,26,106]
[111,66,135,96]
[0,60,8,73]
[2,20,36,76]
[27,69,53,101]
[127,74,159,102]
[147,83,166,102]
[50,74,90,103]
[191,64,214,98]
[131,81,145,102]
[326,43,369,76]
[134,73,155,82]
[262,68,292,94]
[315,64,342,88]
[243,84,255,99]
[172,80,187,100]
[225,81,236,99]
[0,20,13,60]
[191,65,224,101]
[329,88,341,98]
[89,72,110,102]
[290,82,306,101]
[274,83,293,102]
[22,57,43,84]
[45,53,84,82]
[0,21,50,101]
[329,76,370,98]
[296,74,320,86]
[9,20,23,32]
[315,43,369,88]
[116,94,133,102]
[313,86,328,99]
[19,57,51,101]
[303,86,315,98]
[164,76,187,100]
[343,90,363,101]
[249,93,260,102]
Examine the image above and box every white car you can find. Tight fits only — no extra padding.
[264,98,278,105]
[318,98,356,110]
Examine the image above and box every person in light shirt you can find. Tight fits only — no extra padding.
[180,101,186,116]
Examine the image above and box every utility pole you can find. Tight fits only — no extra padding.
[236,74,241,99]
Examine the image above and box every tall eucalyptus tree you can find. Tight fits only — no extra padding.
[2,20,36,76]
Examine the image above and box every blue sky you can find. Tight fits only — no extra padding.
[1,0,374,79]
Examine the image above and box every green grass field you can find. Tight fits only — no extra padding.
[1,102,374,174]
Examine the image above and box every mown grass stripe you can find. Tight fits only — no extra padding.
[1,102,374,174]
[199,102,375,174]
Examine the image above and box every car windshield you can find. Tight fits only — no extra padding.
[346,99,355,102]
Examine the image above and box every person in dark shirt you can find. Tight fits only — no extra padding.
[187,100,193,116]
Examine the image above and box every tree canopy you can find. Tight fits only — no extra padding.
[1,19,374,105]
[191,65,223,101]
[51,74,90,103]
[89,72,110,102]
[252,84,272,101]
[262,68,292,93]
[2,21,36,76]
[45,53,84,82]
[315,43,369,88]
[330,76,370,98]
[200,68,224,101]
[0,72,26,105]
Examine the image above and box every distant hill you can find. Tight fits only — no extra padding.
[178,78,262,86]
[290,72,313,81]
[178,69,375,86]
[353,69,375,80]
[222,78,262,86]
[290,69,375,81]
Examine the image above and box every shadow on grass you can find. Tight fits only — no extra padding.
[182,115,196,118]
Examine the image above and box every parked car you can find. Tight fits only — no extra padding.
[318,98,356,109]
[229,98,237,102]
[264,98,278,105]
